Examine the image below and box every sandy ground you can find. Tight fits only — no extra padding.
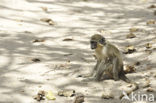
[0,0,156,103]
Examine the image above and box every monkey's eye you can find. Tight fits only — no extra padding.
[99,38,105,44]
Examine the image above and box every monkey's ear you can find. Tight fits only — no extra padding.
[99,37,105,45]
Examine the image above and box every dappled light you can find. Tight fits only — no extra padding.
[0,0,156,103]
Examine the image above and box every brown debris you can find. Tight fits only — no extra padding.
[129,27,139,32]
[32,39,45,43]
[146,87,154,92]
[145,43,152,49]
[31,58,41,62]
[134,61,140,66]
[101,92,114,99]
[142,79,150,88]
[58,89,75,97]
[124,65,136,73]
[40,18,55,25]
[123,45,136,54]
[74,93,85,103]
[126,33,136,38]
[145,49,152,54]
[63,38,73,41]
[33,90,45,101]
[148,5,156,9]
[146,20,155,25]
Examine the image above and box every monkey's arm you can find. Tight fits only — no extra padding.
[95,60,109,81]
[112,57,119,80]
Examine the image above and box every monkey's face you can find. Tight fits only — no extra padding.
[90,34,106,49]
[90,41,97,49]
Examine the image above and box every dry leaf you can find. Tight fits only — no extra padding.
[145,49,152,54]
[40,18,52,22]
[46,91,56,100]
[142,78,150,88]
[134,61,140,66]
[129,27,139,32]
[101,92,114,99]
[32,39,45,43]
[148,5,156,9]
[33,90,45,101]
[31,58,41,62]
[124,45,136,54]
[48,20,55,25]
[63,38,73,41]
[146,20,155,25]
[58,89,75,97]
[146,87,154,92]
[145,43,152,49]
[126,33,136,38]
[124,65,136,73]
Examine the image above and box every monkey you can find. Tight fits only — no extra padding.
[89,34,130,83]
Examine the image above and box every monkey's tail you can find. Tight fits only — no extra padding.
[119,70,131,83]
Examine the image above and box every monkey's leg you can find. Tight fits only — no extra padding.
[95,60,109,81]
[112,57,119,81]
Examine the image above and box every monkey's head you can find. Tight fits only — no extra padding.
[90,34,106,49]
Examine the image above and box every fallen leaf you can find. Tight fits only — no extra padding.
[33,90,45,101]
[124,65,136,73]
[46,91,56,100]
[63,38,73,41]
[146,87,154,92]
[48,20,55,25]
[123,45,136,54]
[134,61,141,66]
[148,5,156,9]
[129,27,139,32]
[101,92,114,99]
[40,18,52,22]
[31,58,41,62]
[146,20,155,25]
[145,43,152,49]
[126,33,136,38]
[145,49,152,54]
[32,39,45,43]
[58,89,75,97]
[142,78,150,88]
